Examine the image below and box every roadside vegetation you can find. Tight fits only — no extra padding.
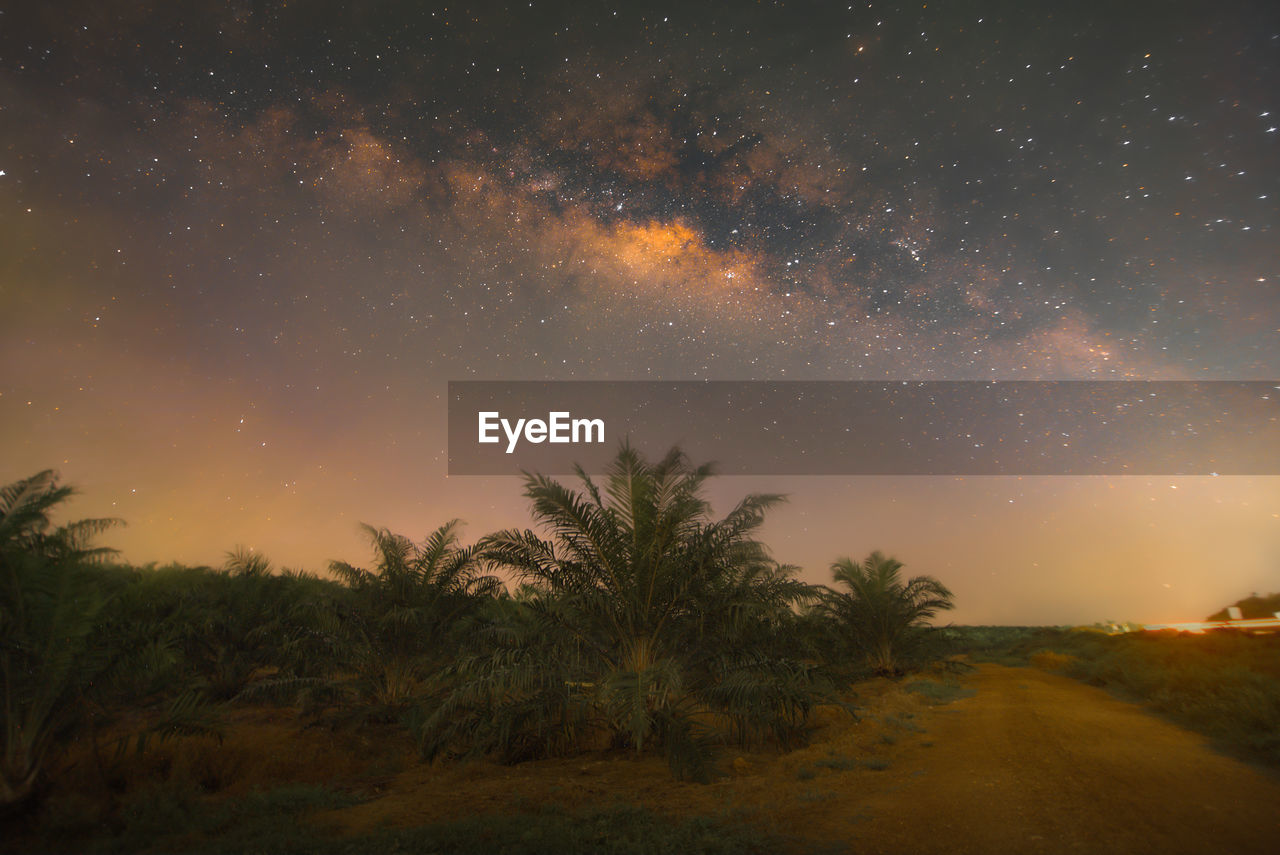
[0,449,956,852]
[34,780,780,855]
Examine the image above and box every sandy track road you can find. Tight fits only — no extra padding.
[836,664,1280,855]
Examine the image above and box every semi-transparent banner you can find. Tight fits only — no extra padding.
[447,381,1278,475]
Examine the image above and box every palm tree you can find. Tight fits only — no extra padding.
[328,521,501,711]
[423,443,819,779]
[0,471,119,809]
[820,550,954,676]
[159,549,329,702]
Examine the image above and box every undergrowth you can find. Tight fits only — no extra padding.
[19,784,782,855]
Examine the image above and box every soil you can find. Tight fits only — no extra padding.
[314,663,1280,854]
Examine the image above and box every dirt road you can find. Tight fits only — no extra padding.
[807,663,1280,855]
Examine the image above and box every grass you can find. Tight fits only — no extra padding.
[815,755,859,772]
[29,782,360,854]
[904,678,976,705]
[341,803,782,855]
[880,712,925,733]
[24,784,782,855]
[794,789,833,804]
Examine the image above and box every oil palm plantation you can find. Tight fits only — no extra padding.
[819,550,954,676]
[1,471,118,809]
[421,444,819,779]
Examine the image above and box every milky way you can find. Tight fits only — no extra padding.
[2,1,1277,623]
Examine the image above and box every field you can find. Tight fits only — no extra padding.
[9,655,1280,854]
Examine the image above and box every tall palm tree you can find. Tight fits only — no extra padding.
[820,550,954,676]
[0,471,119,809]
[424,444,818,779]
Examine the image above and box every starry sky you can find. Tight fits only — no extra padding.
[2,0,1277,624]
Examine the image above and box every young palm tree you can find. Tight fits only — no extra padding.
[820,550,954,676]
[328,521,501,711]
[162,549,328,701]
[0,471,119,809]
[425,443,819,779]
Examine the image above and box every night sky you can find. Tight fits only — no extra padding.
[2,1,1277,624]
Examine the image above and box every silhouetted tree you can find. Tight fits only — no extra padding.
[819,550,954,676]
[420,444,820,779]
[0,471,118,809]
